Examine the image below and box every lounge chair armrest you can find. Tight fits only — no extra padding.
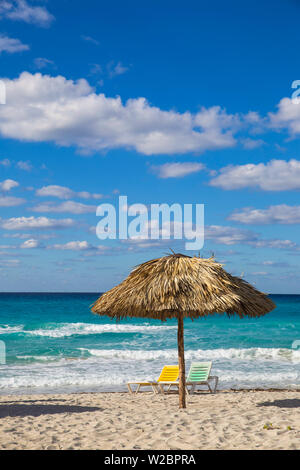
[186,380,206,384]
[158,380,179,384]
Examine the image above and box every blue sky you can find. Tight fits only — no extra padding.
[1,0,300,293]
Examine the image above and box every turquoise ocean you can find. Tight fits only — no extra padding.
[0,293,299,394]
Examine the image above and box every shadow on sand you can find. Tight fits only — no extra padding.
[0,403,102,418]
[0,398,68,404]
[258,399,300,409]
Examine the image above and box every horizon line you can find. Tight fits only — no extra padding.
[0,292,298,296]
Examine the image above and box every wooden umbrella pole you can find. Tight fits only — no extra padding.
[177,313,186,408]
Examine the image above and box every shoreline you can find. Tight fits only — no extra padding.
[1,387,300,397]
[0,390,299,450]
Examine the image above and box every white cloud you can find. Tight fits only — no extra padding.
[16,160,32,171]
[0,34,29,53]
[81,35,100,46]
[0,159,33,170]
[0,244,15,250]
[243,111,267,134]
[20,238,40,249]
[269,97,300,136]
[107,61,129,78]
[0,259,20,267]
[32,200,97,214]
[241,138,265,149]
[262,261,290,267]
[0,179,19,191]
[120,220,300,252]
[3,232,31,239]
[0,0,54,27]
[205,225,258,246]
[51,240,93,251]
[0,196,25,206]
[229,205,300,225]
[0,216,76,230]
[209,159,300,190]
[249,239,297,250]
[121,238,170,252]
[205,224,299,251]
[89,63,102,75]
[36,185,103,200]
[151,162,205,178]
[50,240,108,252]
[4,232,55,240]
[244,111,263,125]
[34,57,55,70]
[0,72,240,156]
[0,158,11,167]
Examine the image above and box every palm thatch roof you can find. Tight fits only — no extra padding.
[91,254,276,321]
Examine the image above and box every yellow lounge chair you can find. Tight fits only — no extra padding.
[127,365,179,394]
[158,362,219,394]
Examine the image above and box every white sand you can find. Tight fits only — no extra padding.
[0,390,299,450]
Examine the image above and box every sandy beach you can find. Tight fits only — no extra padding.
[0,389,299,450]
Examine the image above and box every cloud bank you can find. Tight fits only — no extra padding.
[0,72,240,156]
[209,159,300,190]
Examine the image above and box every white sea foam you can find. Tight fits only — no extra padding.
[16,355,61,362]
[81,347,300,363]
[0,354,299,393]
[0,325,24,334]
[19,322,176,338]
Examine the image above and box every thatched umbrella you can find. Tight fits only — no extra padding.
[91,254,276,408]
